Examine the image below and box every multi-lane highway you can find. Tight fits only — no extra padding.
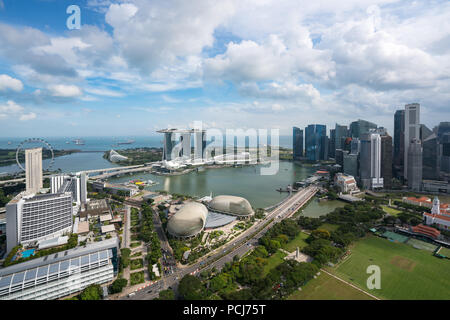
[124,185,318,300]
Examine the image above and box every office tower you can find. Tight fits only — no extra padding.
[404,103,421,179]
[380,134,393,189]
[305,124,326,161]
[422,133,440,180]
[407,138,423,191]
[394,110,405,179]
[360,132,384,189]
[436,122,450,139]
[440,133,450,174]
[342,137,352,153]
[335,124,348,151]
[329,129,336,158]
[319,135,329,160]
[349,119,377,139]
[351,138,361,155]
[335,149,347,168]
[292,127,304,160]
[25,148,43,194]
[370,133,384,189]
[0,238,119,300]
[6,192,73,253]
[343,153,359,178]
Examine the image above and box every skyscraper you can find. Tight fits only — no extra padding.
[349,119,377,139]
[394,110,405,179]
[305,124,326,161]
[380,134,393,189]
[404,103,421,179]
[335,124,348,151]
[329,129,336,158]
[407,138,423,191]
[360,132,384,189]
[292,127,304,160]
[370,133,384,189]
[320,135,329,161]
[25,148,43,194]
[422,133,440,180]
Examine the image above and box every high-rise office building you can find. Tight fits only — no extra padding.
[25,148,43,194]
[343,153,359,178]
[360,132,384,189]
[394,110,405,179]
[6,192,73,253]
[422,133,440,180]
[349,119,377,139]
[320,135,329,161]
[292,127,304,160]
[335,124,348,152]
[350,138,361,155]
[407,138,423,191]
[329,129,336,158]
[335,149,348,168]
[404,103,421,179]
[380,134,393,189]
[305,124,326,161]
[370,133,384,189]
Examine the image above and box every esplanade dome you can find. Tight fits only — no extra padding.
[167,202,208,238]
[207,195,254,217]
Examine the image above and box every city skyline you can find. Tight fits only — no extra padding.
[0,0,449,137]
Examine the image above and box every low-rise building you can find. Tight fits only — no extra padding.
[334,173,359,194]
[0,238,119,300]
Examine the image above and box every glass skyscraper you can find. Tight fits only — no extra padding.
[292,127,303,160]
[305,124,327,161]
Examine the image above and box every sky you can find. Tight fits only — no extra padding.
[0,0,449,137]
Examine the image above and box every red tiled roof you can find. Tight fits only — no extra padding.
[411,224,440,239]
[424,212,450,222]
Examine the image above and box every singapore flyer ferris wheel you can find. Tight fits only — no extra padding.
[15,138,55,171]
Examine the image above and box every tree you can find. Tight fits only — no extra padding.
[109,278,127,294]
[178,275,207,300]
[157,289,175,300]
[80,284,102,300]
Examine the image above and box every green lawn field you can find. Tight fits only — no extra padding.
[288,272,374,300]
[262,250,287,276]
[329,235,450,300]
[381,205,402,216]
[283,232,309,252]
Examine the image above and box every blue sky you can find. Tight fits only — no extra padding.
[0,0,449,137]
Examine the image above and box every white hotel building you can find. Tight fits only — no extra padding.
[6,192,73,253]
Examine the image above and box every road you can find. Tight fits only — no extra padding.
[124,185,318,300]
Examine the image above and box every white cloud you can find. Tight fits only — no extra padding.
[0,74,23,92]
[48,84,82,97]
[19,112,36,121]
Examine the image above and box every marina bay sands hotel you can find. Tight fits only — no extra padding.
[157,128,207,162]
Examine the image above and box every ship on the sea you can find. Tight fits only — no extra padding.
[117,139,135,145]
[73,139,85,145]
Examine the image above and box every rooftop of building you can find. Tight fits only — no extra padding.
[0,237,119,277]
